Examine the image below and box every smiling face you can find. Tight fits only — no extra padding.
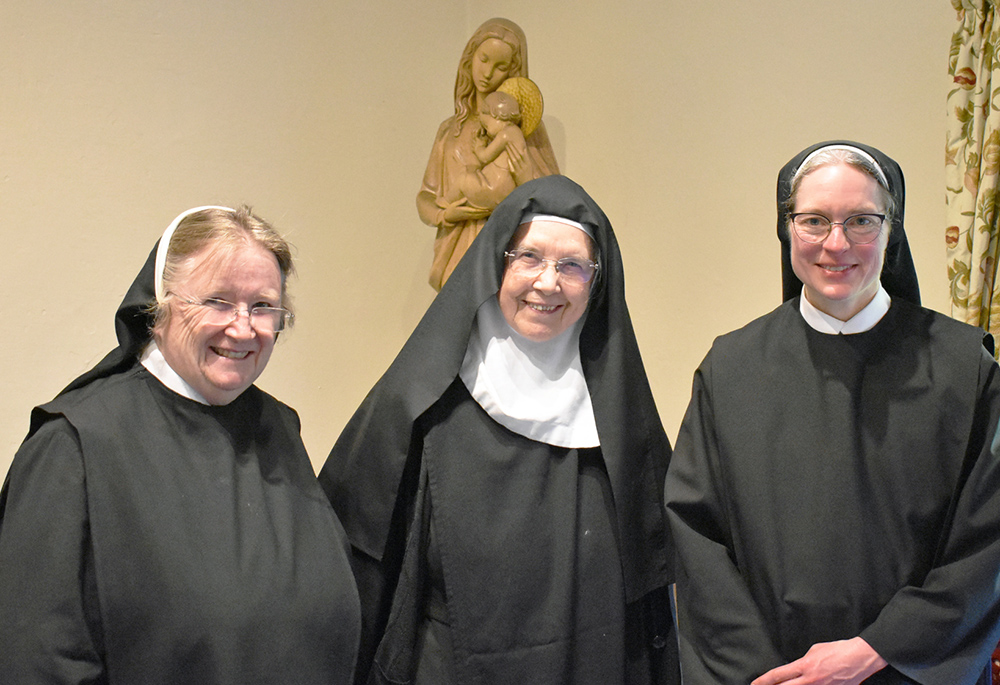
[498,220,594,342]
[155,240,283,405]
[471,38,514,95]
[789,163,889,321]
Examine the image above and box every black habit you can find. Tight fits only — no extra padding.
[0,242,361,684]
[320,175,678,684]
[666,142,1000,684]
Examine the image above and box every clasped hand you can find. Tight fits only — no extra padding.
[750,637,887,685]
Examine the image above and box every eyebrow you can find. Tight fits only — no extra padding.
[793,208,882,217]
[515,243,592,260]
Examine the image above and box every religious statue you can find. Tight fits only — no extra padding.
[416,18,559,291]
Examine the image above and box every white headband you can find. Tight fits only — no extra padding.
[519,212,593,239]
[154,205,234,302]
[797,144,889,189]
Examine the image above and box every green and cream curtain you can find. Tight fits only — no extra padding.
[947,0,1000,347]
[948,11,1000,684]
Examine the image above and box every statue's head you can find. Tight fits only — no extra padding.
[454,19,528,125]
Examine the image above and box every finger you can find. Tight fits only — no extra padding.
[751,664,802,685]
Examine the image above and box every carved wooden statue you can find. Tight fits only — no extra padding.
[417,18,559,291]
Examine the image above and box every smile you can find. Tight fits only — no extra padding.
[527,303,560,313]
[821,265,853,272]
[213,347,251,360]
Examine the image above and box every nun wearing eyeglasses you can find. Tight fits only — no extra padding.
[320,175,679,685]
[0,206,360,684]
[665,141,1000,685]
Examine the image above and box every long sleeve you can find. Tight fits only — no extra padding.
[669,306,1000,685]
[665,355,784,683]
[0,417,105,684]
[861,348,1000,684]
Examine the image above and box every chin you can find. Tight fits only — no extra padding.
[527,330,565,343]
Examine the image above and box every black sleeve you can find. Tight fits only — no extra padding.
[0,417,106,684]
[665,355,785,683]
[862,349,1000,684]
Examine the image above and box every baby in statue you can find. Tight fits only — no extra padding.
[474,91,528,172]
[453,91,529,210]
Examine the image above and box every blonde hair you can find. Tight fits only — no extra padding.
[785,148,896,227]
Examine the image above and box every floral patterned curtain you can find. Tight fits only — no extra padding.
[947,6,1000,676]
[947,0,1000,349]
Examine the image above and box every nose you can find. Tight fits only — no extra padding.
[225,309,256,338]
[532,262,561,292]
[823,224,850,251]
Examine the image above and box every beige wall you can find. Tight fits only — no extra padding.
[1,0,955,479]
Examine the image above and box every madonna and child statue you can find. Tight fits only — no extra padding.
[416,18,560,291]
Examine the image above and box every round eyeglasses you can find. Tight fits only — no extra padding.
[789,213,886,245]
[172,295,293,334]
[504,248,599,285]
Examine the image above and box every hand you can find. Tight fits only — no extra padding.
[750,638,888,685]
[507,142,532,185]
[440,197,491,225]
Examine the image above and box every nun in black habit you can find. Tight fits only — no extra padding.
[320,175,678,684]
[0,206,361,684]
[665,141,1000,684]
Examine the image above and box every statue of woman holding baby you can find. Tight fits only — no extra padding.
[416,18,559,290]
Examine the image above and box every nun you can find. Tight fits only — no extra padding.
[0,206,360,684]
[666,141,1000,684]
[321,175,678,684]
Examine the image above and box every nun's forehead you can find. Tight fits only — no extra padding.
[793,145,889,191]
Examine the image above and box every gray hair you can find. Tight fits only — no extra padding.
[152,205,295,330]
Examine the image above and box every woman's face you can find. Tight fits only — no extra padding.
[155,240,282,405]
[789,162,889,321]
[498,220,593,342]
[471,38,514,95]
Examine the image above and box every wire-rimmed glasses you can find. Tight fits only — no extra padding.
[788,213,886,245]
[172,295,293,333]
[504,248,599,285]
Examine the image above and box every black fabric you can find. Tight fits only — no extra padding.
[0,240,361,683]
[320,175,677,684]
[776,140,920,305]
[415,379,627,683]
[666,299,1000,684]
[59,243,160,397]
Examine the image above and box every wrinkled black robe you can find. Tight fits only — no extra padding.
[666,299,1000,684]
[0,242,361,684]
[321,175,678,685]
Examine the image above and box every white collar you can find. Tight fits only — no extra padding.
[460,297,599,448]
[799,285,891,334]
[140,340,209,404]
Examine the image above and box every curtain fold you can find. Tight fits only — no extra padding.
[947,6,1000,683]
[946,0,1000,348]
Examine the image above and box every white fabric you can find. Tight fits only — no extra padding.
[797,144,890,189]
[460,297,599,448]
[155,206,234,301]
[140,340,209,405]
[799,284,891,334]
[520,212,593,239]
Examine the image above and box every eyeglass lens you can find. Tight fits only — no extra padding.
[201,299,287,333]
[506,250,596,284]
